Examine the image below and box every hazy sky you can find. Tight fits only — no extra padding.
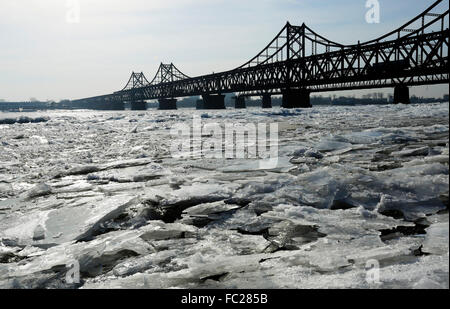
[0,0,448,102]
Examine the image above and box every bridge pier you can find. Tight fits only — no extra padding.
[393,85,410,104]
[93,100,125,111]
[262,94,272,108]
[158,98,177,110]
[131,100,147,110]
[282,89,312,108]
[110,101,125,110]
[196,99,204,110]
[234,96,246,109]
[201,94,226,110]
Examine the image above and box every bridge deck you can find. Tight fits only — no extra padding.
[71,0,449,106]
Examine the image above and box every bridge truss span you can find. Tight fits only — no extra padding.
[71,0,449,109]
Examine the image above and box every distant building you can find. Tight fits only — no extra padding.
[0,101,52,111]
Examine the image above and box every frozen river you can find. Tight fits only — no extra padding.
[0,103,449,289]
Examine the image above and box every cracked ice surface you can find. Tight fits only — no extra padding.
[0,103,448,289]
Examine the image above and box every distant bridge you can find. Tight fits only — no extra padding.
[70,0,449,110]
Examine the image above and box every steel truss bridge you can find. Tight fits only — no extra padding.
[70,0,449,109]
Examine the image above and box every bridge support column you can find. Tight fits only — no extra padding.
[131,100,147,110]
[110,101,125,110]
[196,99,204,110]
[234,96,246,109]
[158,98,177,110]
[93,100,125,111]
[262,94,272,108]
[282,89,312,108]
[393,85,410,104]
[201,94,226,110]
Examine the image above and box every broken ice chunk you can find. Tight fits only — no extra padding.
[422,221,449,255]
